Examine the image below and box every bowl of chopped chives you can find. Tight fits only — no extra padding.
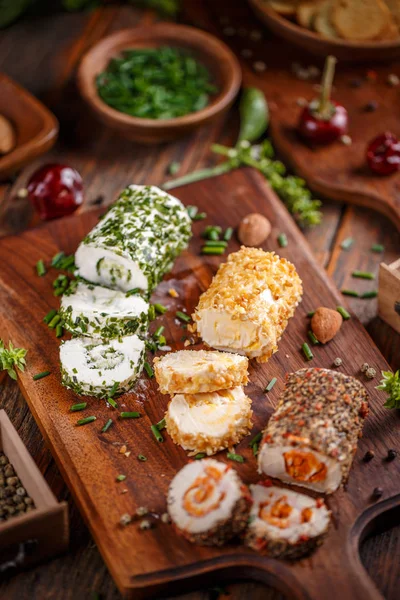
[77,24,241,144]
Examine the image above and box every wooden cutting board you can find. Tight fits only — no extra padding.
[0,169,398,600]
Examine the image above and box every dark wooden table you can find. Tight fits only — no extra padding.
[0,2,399,599]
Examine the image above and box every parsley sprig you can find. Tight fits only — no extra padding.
[0,340,27,381]
[377,370,400,409]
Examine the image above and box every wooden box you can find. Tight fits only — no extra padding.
[378,259,400,335]
[0,410,68,574]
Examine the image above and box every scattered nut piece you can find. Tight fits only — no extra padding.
[340,135,352,146]
[139,519,152,530]
[366,367,376,380]
[238,213,271,247]
[120,513,132,526]
[387,73,399,87]
[363,450,375,462]
[16,188,28,199]
[311,307,343,344]
[136,506,149,517]
[333,357,343,367]
[253,61,267,73]
[120,445,127,454]
[168,287,178,298]
[361,362,369,373]
[124,451,131,458]
[161,512,171,524]
[0,114,16,155]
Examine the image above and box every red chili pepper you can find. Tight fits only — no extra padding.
[27,163,83,220]
[298,56,348,145]
[366,132,400,175]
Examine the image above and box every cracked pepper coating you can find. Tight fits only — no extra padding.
[258,368,369,493]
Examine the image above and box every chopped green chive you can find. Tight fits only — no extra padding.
[265,377,277,392]
[156,418,166,430]
[361,290,378,299]
[107,397,118,409]
[337,306,351,320]
[340,237,354,250]
[55,324,63,338]
[33,370,51,381]
[227,452,244,463]
[186,205,198,219]
[371,244,384,253]
[252,443,259,456]
[108,381,119,398]
[151,424,164,442]
[277,233,288,248]
[126,288,141,297]
[116,474,126,482]
[192,211,206,221]
[154,303,168,315]
[51,252,65,267]
[341,289,360,297]
[168,161,181,176]
[57,254,75,271]
[203,240,228,248]
[352,270,375,280]
[119,411,141,419]
[307,310,315,318]
[144,362,154,378]
[207,229,220,241]
[48,314,61,329]
[138,454,147,461]
[176,311,191,323]
[148,305,156,321]
[70,403,87,412]
[101,419,113,433]
[154,325,165,337]
[36,259,46,276]
[201,246,225,255]
[249,432,262,447]
[76,416,96,426]
[223,227,233,241]
[194,453,206,459]
[302,342,313,361]
[308,331,320,345]
[43,309,57,324]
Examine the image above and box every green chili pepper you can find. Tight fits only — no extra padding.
[237,87,269,143]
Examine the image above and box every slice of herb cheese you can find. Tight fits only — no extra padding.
[60,334,145,399]
[59,281,149,339]
[75,185,192,295]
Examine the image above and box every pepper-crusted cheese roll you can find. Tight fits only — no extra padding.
[165,387,253,456]
[245,483,331,559]
[258,368,369,494]
[154,349,249,394]
[60,334,145,398]
[60,281,149,339]
[75,185,191,295]
[192,247,302,363]
[167,459,252,546]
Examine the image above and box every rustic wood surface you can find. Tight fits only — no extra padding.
[0,167,398,600]
[0,1,399,599]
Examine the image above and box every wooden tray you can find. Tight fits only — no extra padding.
[0,169,398,600]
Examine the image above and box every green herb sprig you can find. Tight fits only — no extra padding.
[0,340,27,381]
[377,370,400,409]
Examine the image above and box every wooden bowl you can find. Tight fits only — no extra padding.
[248,0,400,62]
[77,24,242,144]
[0,74,59,181]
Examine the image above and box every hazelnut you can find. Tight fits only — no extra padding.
[311,307,343,344]
[238,213,271,247]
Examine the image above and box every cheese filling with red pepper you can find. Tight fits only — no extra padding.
[245,484,330,553]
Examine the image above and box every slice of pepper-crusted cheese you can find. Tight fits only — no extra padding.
[258,368,369,494]
[165,386,253,456]
[154,349,249,394]
[60,334,145,398]
[60,281,149,339]
[75,185,192,294]
[192,247,303,363]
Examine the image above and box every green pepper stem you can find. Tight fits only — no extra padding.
[319,55,337,115]
[162,161,233,190]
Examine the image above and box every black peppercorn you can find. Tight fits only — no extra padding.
[364,101,378,112]
[363,450,375,462]
[372,487,383,499]
[387,449,397,461]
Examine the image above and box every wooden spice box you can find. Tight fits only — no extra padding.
[0,410,68,574]
[378,259,400,335]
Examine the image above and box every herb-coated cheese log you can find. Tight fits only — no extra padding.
[165,387,253,456]
[60,334,145,398]
[258,368,369,494]
[75,185,192,294]
[245,483,331,559]
[167,459,252,546]
[154,349,249,395]
[60,282,149,339]
[192,247,303,363]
